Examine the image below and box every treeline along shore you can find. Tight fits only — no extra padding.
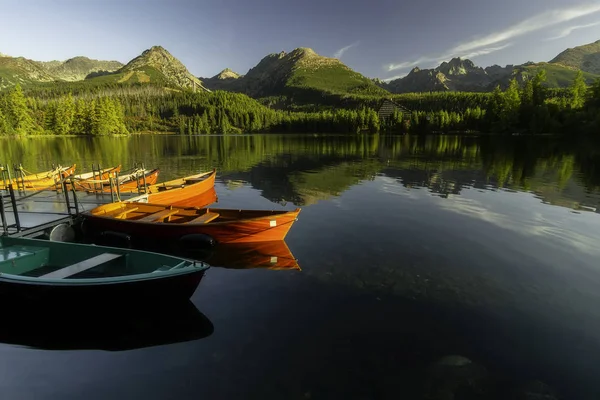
[1,70,599,137]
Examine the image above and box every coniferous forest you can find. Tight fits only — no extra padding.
[0,70,599,136]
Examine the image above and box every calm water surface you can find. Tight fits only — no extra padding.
[1,134,600,399]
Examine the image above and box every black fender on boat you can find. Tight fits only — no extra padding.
[173,234,216,261]
[97,231,133,249]
[178,234,216,249]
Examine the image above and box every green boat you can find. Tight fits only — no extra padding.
[0,236,210,305]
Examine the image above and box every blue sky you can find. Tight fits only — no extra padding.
[1,0,599,80]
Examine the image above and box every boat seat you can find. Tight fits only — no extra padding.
[40,253,123,279]
[114,207,138,219]
[151,261,188,273]
[102,207,137,218]
[138,208,180,222]
[157,184,184,191]
[184,178,206,184]
[187,212,220,224]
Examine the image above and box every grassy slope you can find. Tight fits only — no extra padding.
[517,63,599,87]
[0,57,56,88]
[287,64,389,96]
[550,40,600,74]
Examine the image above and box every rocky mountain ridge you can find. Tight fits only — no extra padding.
[1,39,599,94]
[381,39,600,93]
[120,46,208,91]
[39,56,123,81]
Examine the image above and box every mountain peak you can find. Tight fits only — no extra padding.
[438,57,479,75]
[290,47,317,56]
[123,46,208,91]
[550,39,600,74]
[215,68,240,80]
[144,45,169,55]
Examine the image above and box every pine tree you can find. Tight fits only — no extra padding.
[504,78,521,129]
[588,78,600,109]
[54,94,75,135]
[0,107,8,135]
[531,69,547,106]
[72,99,88,135]
[7,84,34,135]
[570,71,587,109]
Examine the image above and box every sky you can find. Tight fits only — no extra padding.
[1,0,599,80]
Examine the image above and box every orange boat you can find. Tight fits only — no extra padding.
[206,241,300,270]
[6,164,77,190]
[127,169,217,207]
[70,166,122,191]
[82,203,301,244]
[84,168,160,194]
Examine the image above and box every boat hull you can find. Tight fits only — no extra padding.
[85,169,160,194]
[9,165,77,190]
[82,207,300,246]
[146,169,217,207]
[70,166,122,191]
[0,267,206,306]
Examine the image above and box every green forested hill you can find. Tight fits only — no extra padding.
[0,56,56,89]
[550,40,600,74]
[202,48,389,97]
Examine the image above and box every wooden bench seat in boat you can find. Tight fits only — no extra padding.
[40,253,123,279]
[184,177,207,184]
[187,212,220,224]
[152,261,189,273]
[157,184,184,191]
[138,208,180,222]
[103,207,138,219]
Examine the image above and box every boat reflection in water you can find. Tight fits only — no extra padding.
[180,240,301,271]
[0,300,213,351]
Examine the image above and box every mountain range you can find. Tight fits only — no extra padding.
[1,40,599,95]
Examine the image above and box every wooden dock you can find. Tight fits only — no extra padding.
[0,188,139,239]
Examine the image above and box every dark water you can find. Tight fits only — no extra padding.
[1,134,600,399]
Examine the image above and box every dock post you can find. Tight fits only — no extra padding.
[62,177,72,214]
[14,164,25,192]
[142,168,147,194]
[0,194,8,235]
[70,177,79,214]
[8,184,21,232]
[115,171,121,200]
[109,177,116,203]
[92,164,102,193]
[1,165,7,191]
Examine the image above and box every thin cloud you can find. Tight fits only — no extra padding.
[457,43,514,60]
[381,74,407,82]
[385,2,600,72]
[546,21,600,40]
[386,56,438,72]
[452,3,600,53]
[385,44,512,75]
[333,42,359,59]
[386,44,512,73]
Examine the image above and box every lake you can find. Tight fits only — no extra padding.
[1,134,600,399]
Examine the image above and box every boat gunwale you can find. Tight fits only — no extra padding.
[152,169,216,188]
[0,264,208,286]
[0,237,210,285]
[86,205,301,226]
[73,165,121,181]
